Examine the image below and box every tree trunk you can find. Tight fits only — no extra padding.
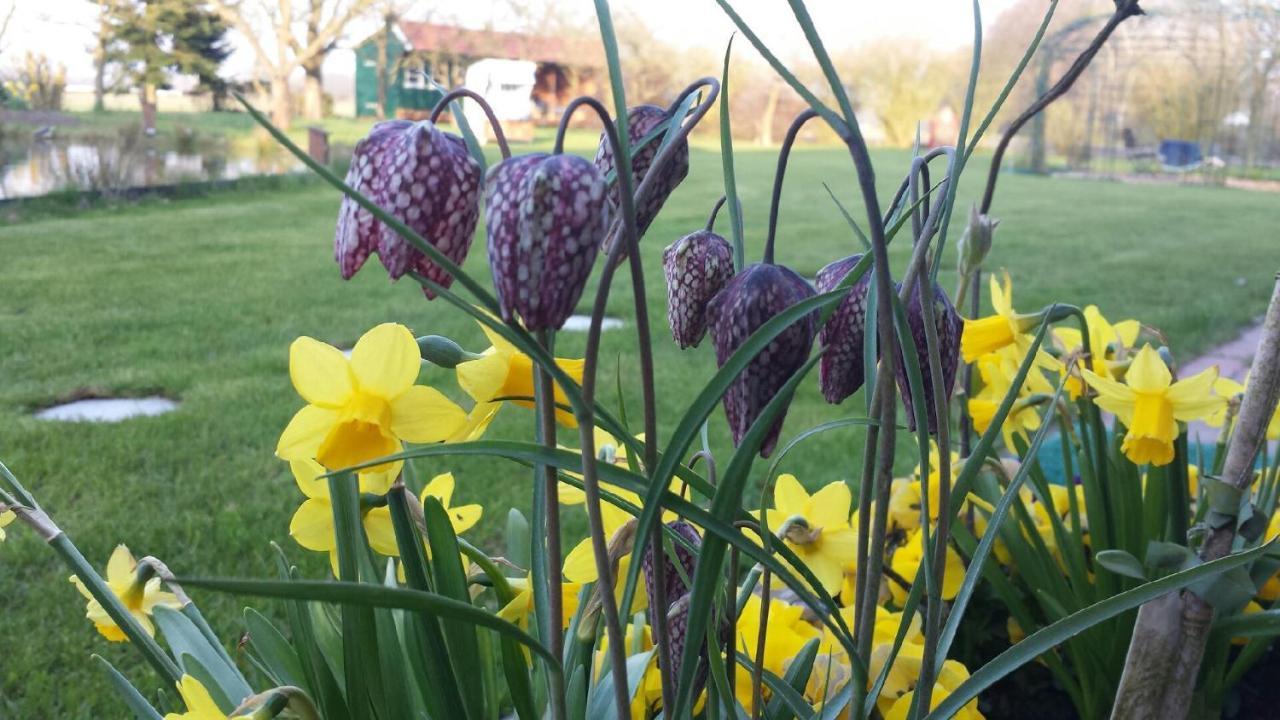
[271,74,292,130]
[94,54,107,113]
[140,83,157,134]
[758,83,780,146]
[303,61,324,121]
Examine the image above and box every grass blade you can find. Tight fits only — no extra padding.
[719,35,746,269]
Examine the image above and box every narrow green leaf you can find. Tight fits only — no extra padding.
[94,656,165,720]
[1095,550,1148,581]
[270,543,348,716]
[736,650,818,720]
[926,540,1278,719]
[719,34,746,269]
[765,638,820,720]
[423,496,486,720]
[244,608,306,690]
[154,606,252,708]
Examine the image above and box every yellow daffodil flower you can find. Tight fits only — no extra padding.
[1053,305,1140,400]
[887,529,964,605]
[69,544,181,642]
[561,493,648,611]
[593,623,663,717]
[496,573,581,631]
[758,475,859,593]
[883,658,985,720]
[969,344,1057,451]
[164,675,243,719]
[421,472,483,534]
[277,323,468,471]
[288,458,400,572]
[1207,375,1280,440]
[448,401,503,443]
[456,320,586,428]
[734,594,822,714]
[1083,344,1224,466]
[0,508,13,543]
[962,271,1035,363]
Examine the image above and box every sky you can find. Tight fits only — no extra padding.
[2,0,1020,88]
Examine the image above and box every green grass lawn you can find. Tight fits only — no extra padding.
[2,129,1278,716]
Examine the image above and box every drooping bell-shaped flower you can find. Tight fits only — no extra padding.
[706,263,817,457]
[594,104,690,254]
[642,520,701,613]
[896,281,964,434]
[334,120,411,279]
[333,120,483,298]
[815,254,874,404]
[485,153,608,331]
[662,230,735,348]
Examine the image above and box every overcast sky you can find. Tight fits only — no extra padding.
[3,0,1020,87]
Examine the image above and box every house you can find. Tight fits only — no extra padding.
[353,21,604,126]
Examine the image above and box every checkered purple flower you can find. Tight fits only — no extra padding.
[706,263,817,458]
[485,153,608,331]
[333,120,482,298]
[815,254,874,404]
[594,104,690,257]
[662,230,735,349]
[895,281,964,434]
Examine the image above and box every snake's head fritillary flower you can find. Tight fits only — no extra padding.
[896,281,964,434]
[662,230,735,348]
[335,120,412,279]
[485,153,608,331]
[68,544,181,642]
[814,254,873,403]
[276,323,469,471]
[642,520,701,614]
[334,121,482,298]
[595,104,690,256]
[706,263,817,457]
[1082,344,1224,466]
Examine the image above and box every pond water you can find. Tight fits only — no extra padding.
[0,137,303,200]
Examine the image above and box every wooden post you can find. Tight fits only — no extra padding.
[307,127,330,165]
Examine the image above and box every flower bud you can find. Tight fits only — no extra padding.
[896,281,964,434]
[417,335,482,368]
[595,105,690,255]
[334,121,483,299]
[706,263,817,457]
[662,230,735,348]
[957,205,998,279]
[485,153,608,331]
[642,520,701,613]
[814,254,874,403]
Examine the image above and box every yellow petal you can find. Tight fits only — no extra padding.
[990,270,1012,316]
[808,481,852,529]
[106,544,136,585]
[456,351,509,404]
[316,417,401,471]
[772,474,809,517]
[1081,369,1136,424]
[349,323,421,399]
[389,385,467,443]
[291,459,329,500]
[1167,366,1225,421]
[277,405,339,460]
[290,499,336,552]
[448,504,483,534]
[174,674,225,717]
[422,472,456,507]
[289,336,354,408]
[1114,319,1141,347]
[358,465,401,495]
[363,507,400,556]
[449,401,502,442]
[1125,345,1172,393]
[563,538,598,583]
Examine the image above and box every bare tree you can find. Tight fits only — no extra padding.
[208,0,375,128]
[0,2,16,56]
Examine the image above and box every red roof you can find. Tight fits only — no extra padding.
[397,21,603,66]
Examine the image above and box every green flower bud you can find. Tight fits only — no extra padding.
[957,204,998,278]
[417,335,482,368]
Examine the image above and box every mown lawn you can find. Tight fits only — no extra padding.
[1,129,1277,716]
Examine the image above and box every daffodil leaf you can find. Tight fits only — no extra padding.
[586,650,653,720]
[926,540,1277,719]
[269,543,348,717]
[764,638,820,720]
[1212,609,1280,639]
[423,495,486,720]
[93,656,164,720]
[154,605,252,710]
[327,474,380,720]
[1095,550,1148,581]
[244,608,306,690]
[736,649,818,720]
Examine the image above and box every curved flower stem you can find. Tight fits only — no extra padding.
[428,88,512,160]
[978,0,1143,215]
[705,195,728,233]
[534,329,565,670]
[762,109,820,264]
[555,94,652,719]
